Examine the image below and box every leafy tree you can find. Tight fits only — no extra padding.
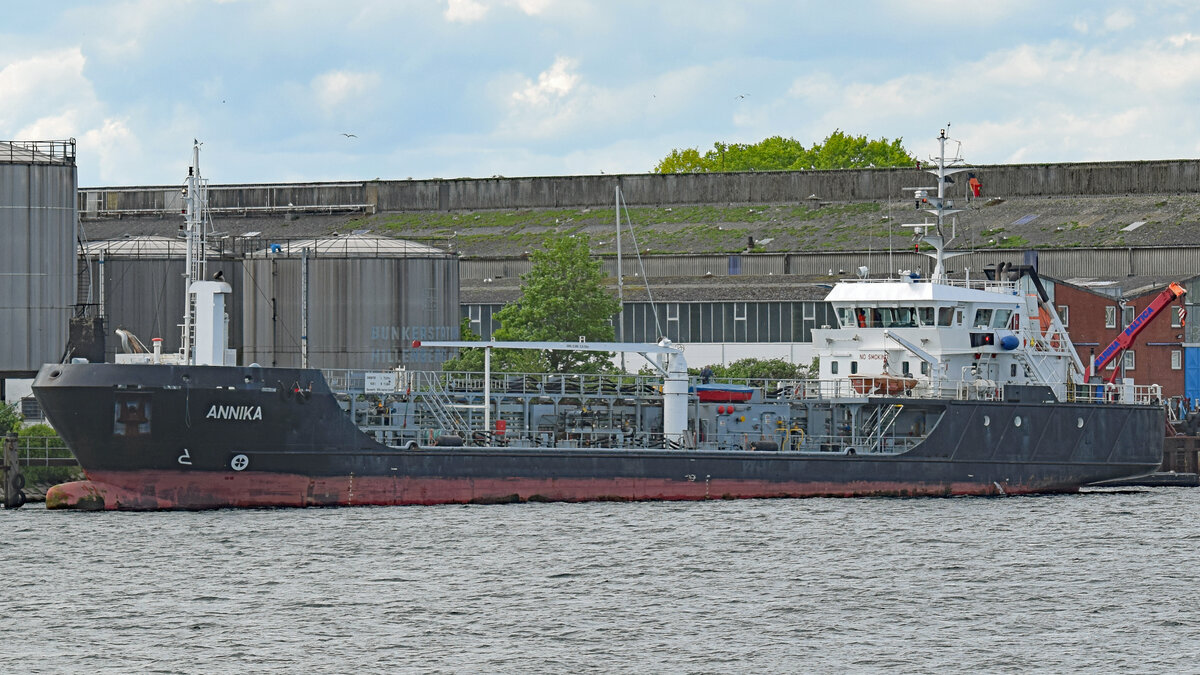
[0,402,19,435]
[702,357,811,381]
[485,233,622,373]
[654,131,914,173]
[440,317,485,372]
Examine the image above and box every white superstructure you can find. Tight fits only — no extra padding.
[811,130,1087,402]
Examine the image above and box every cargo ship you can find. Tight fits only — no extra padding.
[33,134,1165,510]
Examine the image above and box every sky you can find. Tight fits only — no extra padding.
[3,0,1200,187]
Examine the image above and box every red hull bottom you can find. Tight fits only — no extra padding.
[45,471,1075,510]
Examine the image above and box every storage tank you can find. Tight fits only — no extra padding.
[0,140,77,377]
[81,236,242,360]
[241,235,459,370]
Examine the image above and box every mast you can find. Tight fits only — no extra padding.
[616,185,626,372]
[181,140,208,363]
[904,129,969,283]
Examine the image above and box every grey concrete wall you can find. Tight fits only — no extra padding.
[80,159,1200,218]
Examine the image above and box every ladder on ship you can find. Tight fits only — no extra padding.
[860,404,904,452]
[412,371,471,439]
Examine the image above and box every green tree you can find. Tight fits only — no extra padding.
[487,233,622,373]
[654,131,914,173]
[703,357,811,381]
[0,402,19,435]
[440,317,485,372]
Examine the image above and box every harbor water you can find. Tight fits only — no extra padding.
[4,488,1200,673]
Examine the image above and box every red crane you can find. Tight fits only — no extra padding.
[1093,282,1187,384]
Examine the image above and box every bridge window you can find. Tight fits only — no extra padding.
[918,307,935,326]
[938,308,954,326]
[973,308,993,328]
[992,309,1012,328]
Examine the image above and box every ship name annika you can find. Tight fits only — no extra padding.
[206,404,264,421]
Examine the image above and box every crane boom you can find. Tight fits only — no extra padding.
[1094,282,1187,383]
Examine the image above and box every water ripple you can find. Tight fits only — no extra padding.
[4,488,1200,672]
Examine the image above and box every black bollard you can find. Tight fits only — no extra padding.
[3,432,25,509]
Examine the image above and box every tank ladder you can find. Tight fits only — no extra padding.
[861,403,904,452]
[412,372,471,439]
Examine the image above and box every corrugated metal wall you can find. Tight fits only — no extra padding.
[0,161,76,375]
[240,256,459,370]
[85,256,245,360]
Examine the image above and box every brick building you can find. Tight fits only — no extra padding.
[1048,275,1195,399]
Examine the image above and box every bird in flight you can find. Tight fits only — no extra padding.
[341,133,357,138]
[735,93,748,100]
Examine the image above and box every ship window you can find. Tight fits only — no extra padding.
[1173,350,1182,370]
[938,307,954,326]
[992,309,1012,328]
[973,308,993,328]
[1010,364,1017,377]
[1105,306,1117,328]
[850,361,858,374]
[1014,415,1022,427]
[955,309,964,325]
[983,415,990,427]
[918,307,935,326]
[838,307,856,328]
[831,361,840,375]
[1077,417,1085,428]
[902,361,911,375]
[920,362,930,375]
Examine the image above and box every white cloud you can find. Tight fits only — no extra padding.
[311,70,382,114]
[512,56,580,106]
[1104,9,1135,32]
[79,118,139,185]
[1168,32,1200,47]
[445,0,488,22]
[508,0,554,15]
[0,48,91,128]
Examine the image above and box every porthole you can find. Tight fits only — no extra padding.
[1014,415,1022,427]
[983,415,991,427]
[1077,417,1084,428]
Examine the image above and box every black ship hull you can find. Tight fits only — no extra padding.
[32,363,1165,510]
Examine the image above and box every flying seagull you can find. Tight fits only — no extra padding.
[341,133,357,138]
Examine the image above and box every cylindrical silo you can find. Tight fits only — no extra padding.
[81,236,243,361]
[240,235,459,370]
[0,140,77,377]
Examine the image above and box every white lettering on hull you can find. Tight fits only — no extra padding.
[205,404,263,421]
